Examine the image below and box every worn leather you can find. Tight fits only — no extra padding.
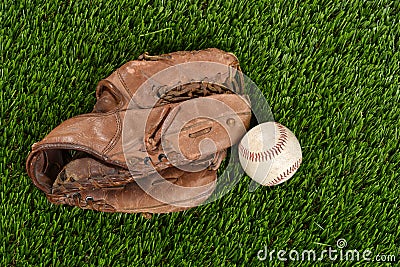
[26,48,252,213]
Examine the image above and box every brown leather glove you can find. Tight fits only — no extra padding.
[26,48,252,213]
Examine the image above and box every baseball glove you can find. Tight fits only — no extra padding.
[26,48,252,213]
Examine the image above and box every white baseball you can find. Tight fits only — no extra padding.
[238,122,302,186]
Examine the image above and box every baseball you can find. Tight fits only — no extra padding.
[238,122,302,186]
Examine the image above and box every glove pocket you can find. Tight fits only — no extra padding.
[160,94,252,161]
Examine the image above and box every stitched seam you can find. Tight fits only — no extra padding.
[239,124,288,162]
[117,69,133,98]
[102,113,121,154]
[265,158,302,186]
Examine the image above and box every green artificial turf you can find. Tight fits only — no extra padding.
[1,0,399,266]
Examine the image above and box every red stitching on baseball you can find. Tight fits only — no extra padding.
[265,158,302,186]
[239,124,288,162]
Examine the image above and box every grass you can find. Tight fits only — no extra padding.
[1,0,399,266]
